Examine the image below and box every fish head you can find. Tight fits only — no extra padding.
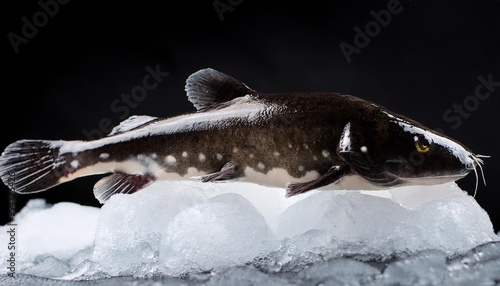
[337,112,484,188]
[381,119,478,185]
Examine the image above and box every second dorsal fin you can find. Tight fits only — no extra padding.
[185,68,255,112]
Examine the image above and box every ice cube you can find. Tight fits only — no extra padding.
[92,181,208,275]
[159,193,273,275]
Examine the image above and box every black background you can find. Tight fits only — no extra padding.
[2,0,499,232]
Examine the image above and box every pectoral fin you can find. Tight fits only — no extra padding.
[198,161,243,182]
[338,150,402,187]
[285,166,349,197]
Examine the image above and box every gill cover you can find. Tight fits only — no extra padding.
[337,122,403,187]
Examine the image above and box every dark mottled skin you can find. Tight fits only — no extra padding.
[76,90,472,186]
[69,92,397,180]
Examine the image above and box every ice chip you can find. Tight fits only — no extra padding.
[0,199,99,273]
[447,241,500,284]
[381,250,448,285]
[13,198,48,221]
[205,267,289,286]
[23,255,70,278]
[298,258,380,284]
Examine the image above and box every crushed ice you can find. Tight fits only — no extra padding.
[1,181,499,285]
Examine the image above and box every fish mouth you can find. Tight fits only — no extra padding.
[400,153,489,196]
[401,174,469,186]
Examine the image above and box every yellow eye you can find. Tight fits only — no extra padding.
[414,136,430,153]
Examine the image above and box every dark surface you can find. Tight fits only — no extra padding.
[2,0,499,232]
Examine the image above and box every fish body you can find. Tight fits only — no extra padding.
[0,69,485,203]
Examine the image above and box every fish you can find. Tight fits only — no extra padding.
[0,68,488,203]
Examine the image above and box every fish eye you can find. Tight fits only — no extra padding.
[414,136,431,153]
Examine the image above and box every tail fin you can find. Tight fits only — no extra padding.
[0,140,67,194]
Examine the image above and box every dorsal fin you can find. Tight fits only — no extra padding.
[185,68,255,112]
[108,115,157,136]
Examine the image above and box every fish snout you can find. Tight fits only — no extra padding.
[466,153,489,171]
[465,155,477,171]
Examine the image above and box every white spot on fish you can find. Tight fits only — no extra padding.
[273,151,280,157]
[182,151,188,158]
[303,144,309,149]
[199,153,206,162]
[339,122,352,152]
[165,155,177,166]
[360,146,368,153]
[257,162,265,170]
[99,153,110,160]
[322,150,330,158]
[313,155,318,161]
[298,165,305,172]
[216,153,223,160]
[70,160,79,168]
[151,153,158,159]
[288,143,293,148]
[249,153,254,158]
[233,147,239,153]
